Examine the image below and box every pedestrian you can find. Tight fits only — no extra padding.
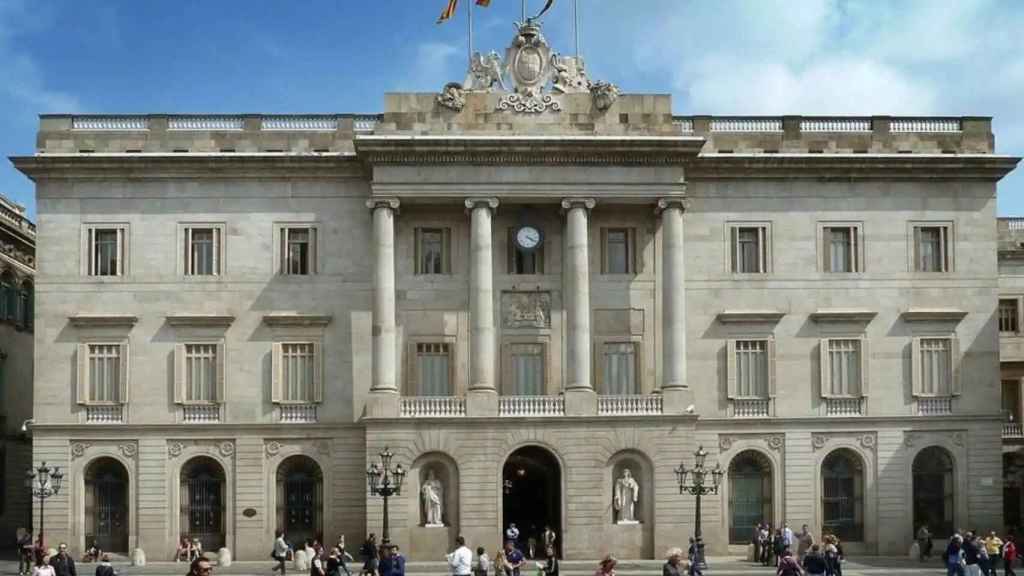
[773,529,786,568]
[663,548,685,576]
[273,530,290,576]
[474,547,490,576]
[33,555,56,576]
[380,545,404,576]
[52,543,77,576]
[327,548,342,576]
[776,550,801,576]
[527,525,538,559]
[797,525,815,562]
[802,544,827,576]
[946,536,966,576]
[503,540,524,576]
[987,532,1005,576]
[759,525,772,566]
[782,523,795,550]
[594,555,616,576]
[191,539,203,562]
[446,536,472,576]
[310,545,326,576]
[338,546,354,576]
[94,554,115,576]
[686,539,702,576]
[1005,536,1018,576]
[187,557,213,576]
[360,535,378,576]
[964,533,982,576]
[919,526,934,562]
[493,546,508,576]
[822,536,840,576]
[542,526,556,554]
[19,530,34,576]
[539,546,558,576]
[83,543,101,564]
[752,524,762,564]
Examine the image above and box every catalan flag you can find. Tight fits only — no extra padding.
[535,0,555,18]
[437,0,459,23]
[476,0,491,6]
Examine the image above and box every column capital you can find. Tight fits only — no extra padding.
[655,196,691,214]
[464,197,500,212]
[366,197,401,212]
[560,197,597,211]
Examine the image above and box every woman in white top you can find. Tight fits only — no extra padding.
[33,555,56,576]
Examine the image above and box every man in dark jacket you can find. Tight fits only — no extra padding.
[802,545,828,576]
[964,533,981,570]
[52,543,77,576]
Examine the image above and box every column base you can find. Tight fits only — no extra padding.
[661,387,696,415]
[564,387,597,416]
[365,390,400,418]
[466,389,498,417]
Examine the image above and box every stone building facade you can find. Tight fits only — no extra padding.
[0,193,35,546]
[9,65,1022,558]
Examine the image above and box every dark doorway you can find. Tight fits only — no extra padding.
[912,446,955,538]
[728,450,772,544]
[84,458,129,553]
[181,457,226,551]
[502,446,561,558]
[276,456,323,547]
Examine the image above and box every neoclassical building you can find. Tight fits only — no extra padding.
[9,23,1023,560]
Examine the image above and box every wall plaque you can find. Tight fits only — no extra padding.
[502,291,551,329]
[243,508,258,518]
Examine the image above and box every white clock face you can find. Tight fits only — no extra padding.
[516,226,542,250]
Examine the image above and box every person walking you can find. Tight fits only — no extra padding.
[33,555,56,576]
[987,532,1005,576]
[360,535,378,576]
[272,531,290,576]
[776,550,801,576]
[337,546,354,576]
[502,541,524,576]
[797,525,815,562]
[759,525,772,567]
[542,527,556,555]
[802,545,827,576]
[94,554,116,576]
[1004,536,1018,576]
[594,555,616,576]
[493,547,508,576]
[379,545,404,576]
[964,533,982,576]
[946,536,966,576]
[474,547,490,576]
[773,529,786,568]
[539,546,558,576]
[52,544,77,576]
[327,548,343,576]
[446,536,473,576]
[782,524,795,550]
[186,557,213,576]
[19,531,35,576]
[919,526,934,562]
[663,548,685,576]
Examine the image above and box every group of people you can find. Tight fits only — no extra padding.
[747,523,845,576]
[940,529,1018,576]
[175,537,206,562]
[15,539,116,576]
[270,531,357,576]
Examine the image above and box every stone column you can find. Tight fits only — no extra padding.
[367,198,400,417]
[562,198,597,416]
[466,198,499,417]
[658,197,694,414]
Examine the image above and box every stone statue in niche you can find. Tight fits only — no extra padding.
[614,468,640,524]
[421,469,445,527]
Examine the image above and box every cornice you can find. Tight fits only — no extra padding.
[901,308,968,323]
[68,314,139,328]
[354,135,706,166]
[810,309,878,323]
[716,310,786,324]
[262,313,333,327]
[686,153,1021,181]
[166,314,235,328]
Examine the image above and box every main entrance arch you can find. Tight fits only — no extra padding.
[502,446,561,557]
[913,446,955,538]
[276,456,323,546]
[84,458,130,553]
[180,457,226,551]
[728,450,773,544]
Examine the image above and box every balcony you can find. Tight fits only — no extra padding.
[400,397,466,418]
[732,398,771,418]
[182,404,221,423]
[825,397,865,417]
[1005,422,1024,440]
[279,404,318,423]
[917,397,954,416]
[86,404,124,423]
[499,396,565,417]
[597,395,663,416]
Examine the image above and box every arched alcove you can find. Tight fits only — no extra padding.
[410,452,459,528]
[912,446,955,538]
[821,448,864,542]
[607,450,653,525]
[84,457,130,553]
[276,455,323,546]
[180,456,227,551]
[728,450,773,544]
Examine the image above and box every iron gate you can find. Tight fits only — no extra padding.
[283,474,320,545]
[92,472,128,552]
[182,472,224,551]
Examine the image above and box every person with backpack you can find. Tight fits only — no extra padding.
[946,536,966,576]
[777,549,802,576]
[801,545,827,576]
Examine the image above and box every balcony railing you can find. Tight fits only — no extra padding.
[1005,422,1024,439]
[800,118,872,133]
[499,395,565,417]
[280,404,318,423]
[598,395,663,416]
[183,404,221,423]
[710,117,783,133]
[86,404,124,423]
[400,397,466,418]
[917,396,954,416]
[825,397,864,417]
[732,398,771,418]
[168,116,244,131]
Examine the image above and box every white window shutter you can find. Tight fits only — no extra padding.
[174,343,186,404]
[215,341,227,402]
[950,335,962,396]
[77,343,89,404]
[859,337,870,397]
[767,339,777,398]
[819,338,831,398]
[312,341,323,403]
[271,342,283,403]
[310,227,318,274]
[911,337,922,397]
[729,227,738,273]
[118,342,129,403]
[407,342,419,396]
[726,340,737,399]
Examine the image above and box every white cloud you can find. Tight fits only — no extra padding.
[0,0,79,115]
[401,41,462,92]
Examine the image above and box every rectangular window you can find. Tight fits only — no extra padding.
[1001,299,1020,333]
[281,227,317,275]
[415,227,452,275]
[730,225,769,274]
[185,227,221,276]
[823,226,860,273]
[913,225,951,272]
[281,343,316,402]
[416,342,452,396]
[509,343,545,396]
[88,344,122,402]
[508,228,544,274]
[825,339,862,396]
[734,340,768,398]
[602,228,636,274]
[918,338,952,395]
[601,342,638,395]
[88,227,127,276]
[185,344,218,402]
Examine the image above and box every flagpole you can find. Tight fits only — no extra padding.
[574,0,579,57]
[467,0,473,64]
[522,0,526,21]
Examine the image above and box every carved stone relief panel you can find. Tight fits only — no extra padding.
[502,291,551,329]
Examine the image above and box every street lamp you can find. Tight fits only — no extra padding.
[25,462,64,551]
[674,446,723,569]
[366,446,405,545]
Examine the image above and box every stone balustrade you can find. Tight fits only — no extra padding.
[825,397,864,417]
[400,397,466,418]
[732,398,770,418]
[800,118,872,133]
[86,404,124,423]
[279,404,318,423]
[597,395,663,416]
[168,116,245,131]
[262,116,339,131]
[710,117,783,132]
[1005,422,1023,439]
[499,396,565,417]
[183,404,221,423]
[917,397,954,416]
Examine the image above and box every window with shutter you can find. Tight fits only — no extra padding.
[86,225,129,277]
[81,343,125,403]
[275,342,318,403]
[280,226,318,275]
[912,224,952,272]
[415,227,451,275]
[602,228,636,274]
[600,342,638,395]
[185,226,223,276]
[820,339,862,397]
[415,342,453,396]
[729,224,770,274]
[1000,298,1020,333]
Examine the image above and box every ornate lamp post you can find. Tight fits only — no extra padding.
[674,446,723,569]
[25,462,64,550]
[366,447,405,545]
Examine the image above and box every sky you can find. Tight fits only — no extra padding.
[1,0,1023,221]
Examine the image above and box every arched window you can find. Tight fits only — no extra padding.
[18,281,32,329]
[913,446,954,538]
[180,457,226,551]
[729,450,773,544]
[821,449,864,541]
[85,457,130,553]
[276,456,323,547]
[0,271,12,321]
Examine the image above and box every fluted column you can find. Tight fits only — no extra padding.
[467,198,499,392]
[367,198,400,416]
[658,196,695,414]
[562,198,597,415]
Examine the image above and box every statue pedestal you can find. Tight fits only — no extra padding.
[616,519,640,525]
[409,525,455,560]
[605,522,646,559]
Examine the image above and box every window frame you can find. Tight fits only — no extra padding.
[179,223,227,277]
[414,226,453,276]
[819,337,869,398]
[76,340,129,405]
[600,227,638,275]
[594,337,643,395]
[1000,297,1022,335]
[174,340,226,405]
[274,223,320,276]
[911,335,961,398]
[726,337,776,400]
[406,337,457,396]
[82,223,130,277]
[909,221,954,273]
[727,222,772,275]
[818,222,865,274]
[271,340,323,404]
[501,336,551,396]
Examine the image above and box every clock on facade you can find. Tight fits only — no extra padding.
[515,225,543,251]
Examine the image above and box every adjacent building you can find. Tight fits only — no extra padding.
[8,23,1023,559]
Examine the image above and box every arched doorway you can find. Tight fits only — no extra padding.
[728,450,773,544]
[502,446,561,557]
[821,449,864,541]
[1004,452,1024,533]
[913,446,954,538]
[181,457,226,551]
[276,456,323,546]
[84,458,129,553]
